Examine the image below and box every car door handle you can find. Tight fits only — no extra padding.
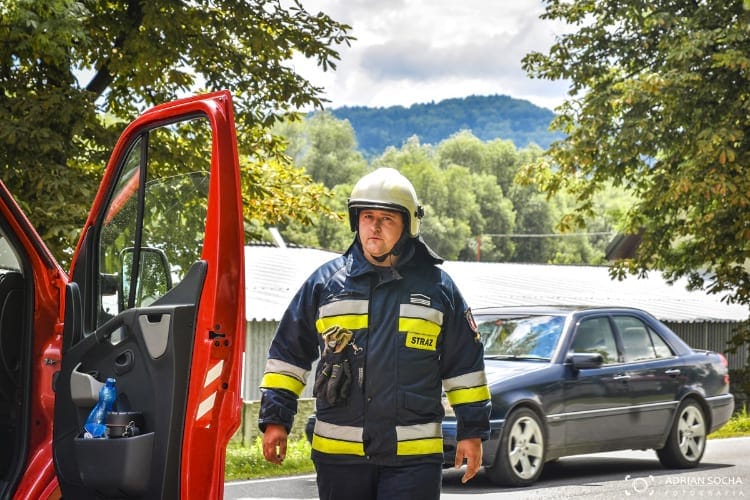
[665,369,681,377]
[613,374,631,381]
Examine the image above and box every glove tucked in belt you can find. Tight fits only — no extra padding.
[313,326,354,406]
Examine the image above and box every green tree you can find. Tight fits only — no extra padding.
[521,0,750,308]
[436,130,489,174]
[507,186,557,263]
[1,0,353,264]
[280,183,351,252]
[275,111,367,188]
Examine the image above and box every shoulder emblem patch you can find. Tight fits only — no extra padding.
[465,308,480,341]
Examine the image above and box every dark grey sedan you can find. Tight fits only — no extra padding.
[441,305,734,486]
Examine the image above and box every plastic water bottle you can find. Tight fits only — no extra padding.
[83,377,116,438]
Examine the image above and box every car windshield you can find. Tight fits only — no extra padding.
[476,313,565,360]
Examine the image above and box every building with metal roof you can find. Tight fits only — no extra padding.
[244,245,748,323]
[240,245,748,402]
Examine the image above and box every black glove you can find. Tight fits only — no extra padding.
[314,326,354,406]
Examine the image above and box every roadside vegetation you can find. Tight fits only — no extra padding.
[225,407,750,481]
[708,405,750,439]
[225,437,314,481]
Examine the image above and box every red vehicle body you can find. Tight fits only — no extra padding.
[0,91,245,499]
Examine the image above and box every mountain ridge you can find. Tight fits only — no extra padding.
[326,94,562,156]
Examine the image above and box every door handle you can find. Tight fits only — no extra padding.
[613,374,631,381]
[664,368,681,377]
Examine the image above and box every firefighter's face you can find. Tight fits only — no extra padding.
[358,208,404,266]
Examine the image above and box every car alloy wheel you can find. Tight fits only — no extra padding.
[656,398,706,468]
[486,407,545,486]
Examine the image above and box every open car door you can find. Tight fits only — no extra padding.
[51,91,245,499]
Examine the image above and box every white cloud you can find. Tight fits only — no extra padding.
[294,0,571,110]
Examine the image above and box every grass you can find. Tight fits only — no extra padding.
[708,405,750,439]
[224,437,314,481]
[225,408,750,481]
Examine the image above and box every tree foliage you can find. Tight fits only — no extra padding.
[0,0,353,264]
[521,0,750,311]
[277,114,630,263]
[274,111,367,188]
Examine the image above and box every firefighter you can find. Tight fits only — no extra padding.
[259,167,491,500]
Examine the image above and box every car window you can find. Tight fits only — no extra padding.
[478,314,564,359]
[649,330,673,358]
[571,317,619,364]
[613,316,672,362]
[97,117,211,327]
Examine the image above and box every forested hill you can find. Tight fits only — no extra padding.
[328,94,562,157]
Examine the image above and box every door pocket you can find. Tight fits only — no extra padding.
[73,431,154,497]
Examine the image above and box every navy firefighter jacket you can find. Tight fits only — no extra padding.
[258,238,491,466]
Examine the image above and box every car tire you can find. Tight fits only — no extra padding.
[485,407,545,486]
[656,398,707,468]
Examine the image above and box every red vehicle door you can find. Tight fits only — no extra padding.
[5,90,245,499]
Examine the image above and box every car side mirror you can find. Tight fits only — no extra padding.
[119,247,173,309]
[567,352,604,370]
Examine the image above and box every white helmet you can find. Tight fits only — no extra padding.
[348,167,424,238]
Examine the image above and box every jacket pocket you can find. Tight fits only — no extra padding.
[400,390,443,421]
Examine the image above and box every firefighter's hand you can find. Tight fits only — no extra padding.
[262,424,288,465]
[454,437,482,484]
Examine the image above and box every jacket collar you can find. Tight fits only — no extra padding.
[343,235,443,278]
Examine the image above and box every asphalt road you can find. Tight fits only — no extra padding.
[223,436,750,500]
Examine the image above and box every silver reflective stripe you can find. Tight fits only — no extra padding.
[442,370,487,391]
[264,358,308,382]
[400,304,443,324]
[319,299,369,317]
[314,419,364,442]
[396,422,442,440]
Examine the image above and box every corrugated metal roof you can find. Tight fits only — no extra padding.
[244,246,749,323]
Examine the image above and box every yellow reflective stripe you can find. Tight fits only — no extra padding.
[446,385,491,406]
[443,370,487,392]
[315,315,368,333]
[400,304,444,324]
[397,437,444,456]
[399,317,441,336]
[312,434,366,456]
[259,372,305,397]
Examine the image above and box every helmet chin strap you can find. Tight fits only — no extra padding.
[370,232,408,264]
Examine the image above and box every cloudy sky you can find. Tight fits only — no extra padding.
[294,0,572,111]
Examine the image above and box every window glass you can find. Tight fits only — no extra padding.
[571,317,619,364]
[96,117,212,327]
[613,316,659,363]
[0,230,22,273]
[99,140,141,324]
[648,328,673,358]
[477,314,565,360]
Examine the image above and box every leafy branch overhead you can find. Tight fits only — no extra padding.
[0,0,354,264]
[520,0,750,309]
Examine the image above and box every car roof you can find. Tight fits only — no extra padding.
[471,305,651,317]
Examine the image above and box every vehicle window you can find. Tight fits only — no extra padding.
[571,317,618,364]
[613,316,667,362]
[478,314,564,360]
[0,231,22,273]
[649,330,673,358]
[97,117,211,327]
